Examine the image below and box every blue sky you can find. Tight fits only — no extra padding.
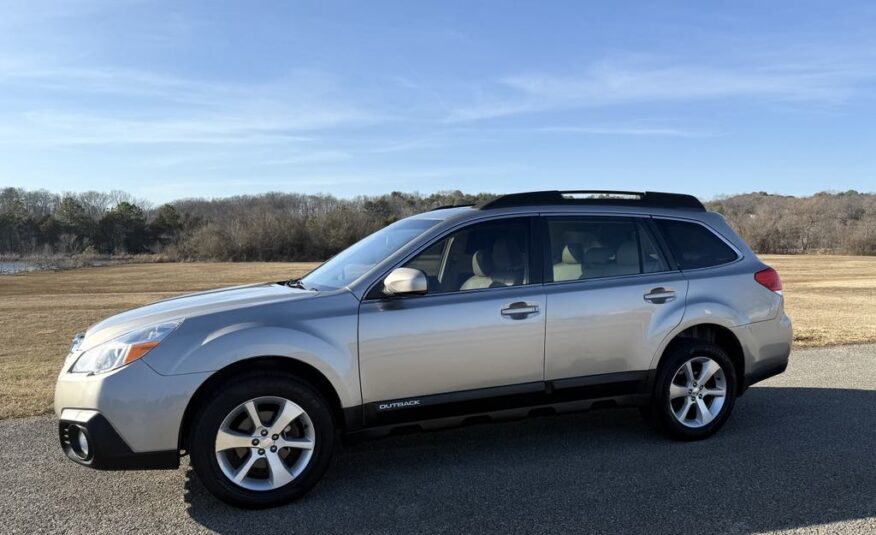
[1,0,874,203]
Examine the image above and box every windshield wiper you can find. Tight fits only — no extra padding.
[286,278,316,291]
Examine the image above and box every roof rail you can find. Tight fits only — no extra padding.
[428,203,475,211]
[476,190,705,211]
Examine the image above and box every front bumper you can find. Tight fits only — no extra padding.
[55,358,211,458]
[59,409,178,470]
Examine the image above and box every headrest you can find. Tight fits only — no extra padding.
[492,239,521,269]
[561,243,584,264]
[583,246,612,264]
[616,241,638,266]
[471,249,493,277]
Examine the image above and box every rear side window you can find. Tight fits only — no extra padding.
[654,219,738,269]
[546,217,669,281]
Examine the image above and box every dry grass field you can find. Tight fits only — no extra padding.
[762,255,876,347]
[1,256,874,420]
[0,262,319,420]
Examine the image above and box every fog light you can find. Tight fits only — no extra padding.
[72,426,91,460]
[77,430,89,456]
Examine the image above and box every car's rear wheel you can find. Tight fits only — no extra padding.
[642,341,737,441]
[189,373,335,508]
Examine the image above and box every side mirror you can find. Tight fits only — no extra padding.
[383,267,428,296]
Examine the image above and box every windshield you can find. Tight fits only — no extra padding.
[300,218,441,290]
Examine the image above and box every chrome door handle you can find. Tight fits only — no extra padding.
[644,288,676,304]
[501,302,539,319]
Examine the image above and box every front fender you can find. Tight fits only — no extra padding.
[146,309,361,408]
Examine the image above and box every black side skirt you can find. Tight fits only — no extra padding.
[344,370,652,438]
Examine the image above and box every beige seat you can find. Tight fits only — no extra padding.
[553,243,584,281]
[460,250,494,290]
[461,239,526,290]
[608,241,640,277]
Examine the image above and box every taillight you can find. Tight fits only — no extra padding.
[755,267,783,294]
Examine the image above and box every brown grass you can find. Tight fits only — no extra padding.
[1,256,874,420]
[761,255,876,347]
[0,262,318,420]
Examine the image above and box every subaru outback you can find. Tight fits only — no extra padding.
[55,190,792,508]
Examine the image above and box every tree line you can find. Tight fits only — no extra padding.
[0,188,491,261]
[1,187,874,259]
[708,190,876,255]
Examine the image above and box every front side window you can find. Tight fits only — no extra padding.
[399,218,531,294]
[653,219,739,270]
[547,217,669,282]
[301,218,441,290]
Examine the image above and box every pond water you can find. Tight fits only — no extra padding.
[0,261,39,274]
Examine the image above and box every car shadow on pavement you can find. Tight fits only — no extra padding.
[185,387,876,534]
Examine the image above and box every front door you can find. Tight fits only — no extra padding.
[358,217,546,411]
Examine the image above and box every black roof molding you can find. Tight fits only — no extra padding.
[476,190,705,211]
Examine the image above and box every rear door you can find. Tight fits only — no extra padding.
[542,215,688,382]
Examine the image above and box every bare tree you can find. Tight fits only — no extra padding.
[1,188,874,259]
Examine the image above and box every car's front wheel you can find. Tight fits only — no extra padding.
[642,341,737,441]
[189,372,335,508]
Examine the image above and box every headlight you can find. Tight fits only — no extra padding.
[70,320,182,375]
[70,332,85,353]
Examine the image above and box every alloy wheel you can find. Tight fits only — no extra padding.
[214,396,316,491]
[668,356,727,428]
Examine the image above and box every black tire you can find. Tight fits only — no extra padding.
[642,340,737,441]
[189,372,335,508]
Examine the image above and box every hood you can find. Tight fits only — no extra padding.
[80,282,316,350]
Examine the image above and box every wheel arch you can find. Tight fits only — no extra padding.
[178,356,345,451]
[653,323,746,394]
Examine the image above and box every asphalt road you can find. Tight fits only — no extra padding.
[2,344,874,535]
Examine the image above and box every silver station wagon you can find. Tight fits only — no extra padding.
[55,190,792,508]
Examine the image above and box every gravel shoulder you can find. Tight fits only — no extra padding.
[2,344,874,535]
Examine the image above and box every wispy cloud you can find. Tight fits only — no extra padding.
[534,125,717,138]
[447,51,876,122]
[0,64,383,148]
[254,151,353,166]
[130,162,529,201]
[0,111,339,147]
[360,137,450,154]
[0,61,211,100]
